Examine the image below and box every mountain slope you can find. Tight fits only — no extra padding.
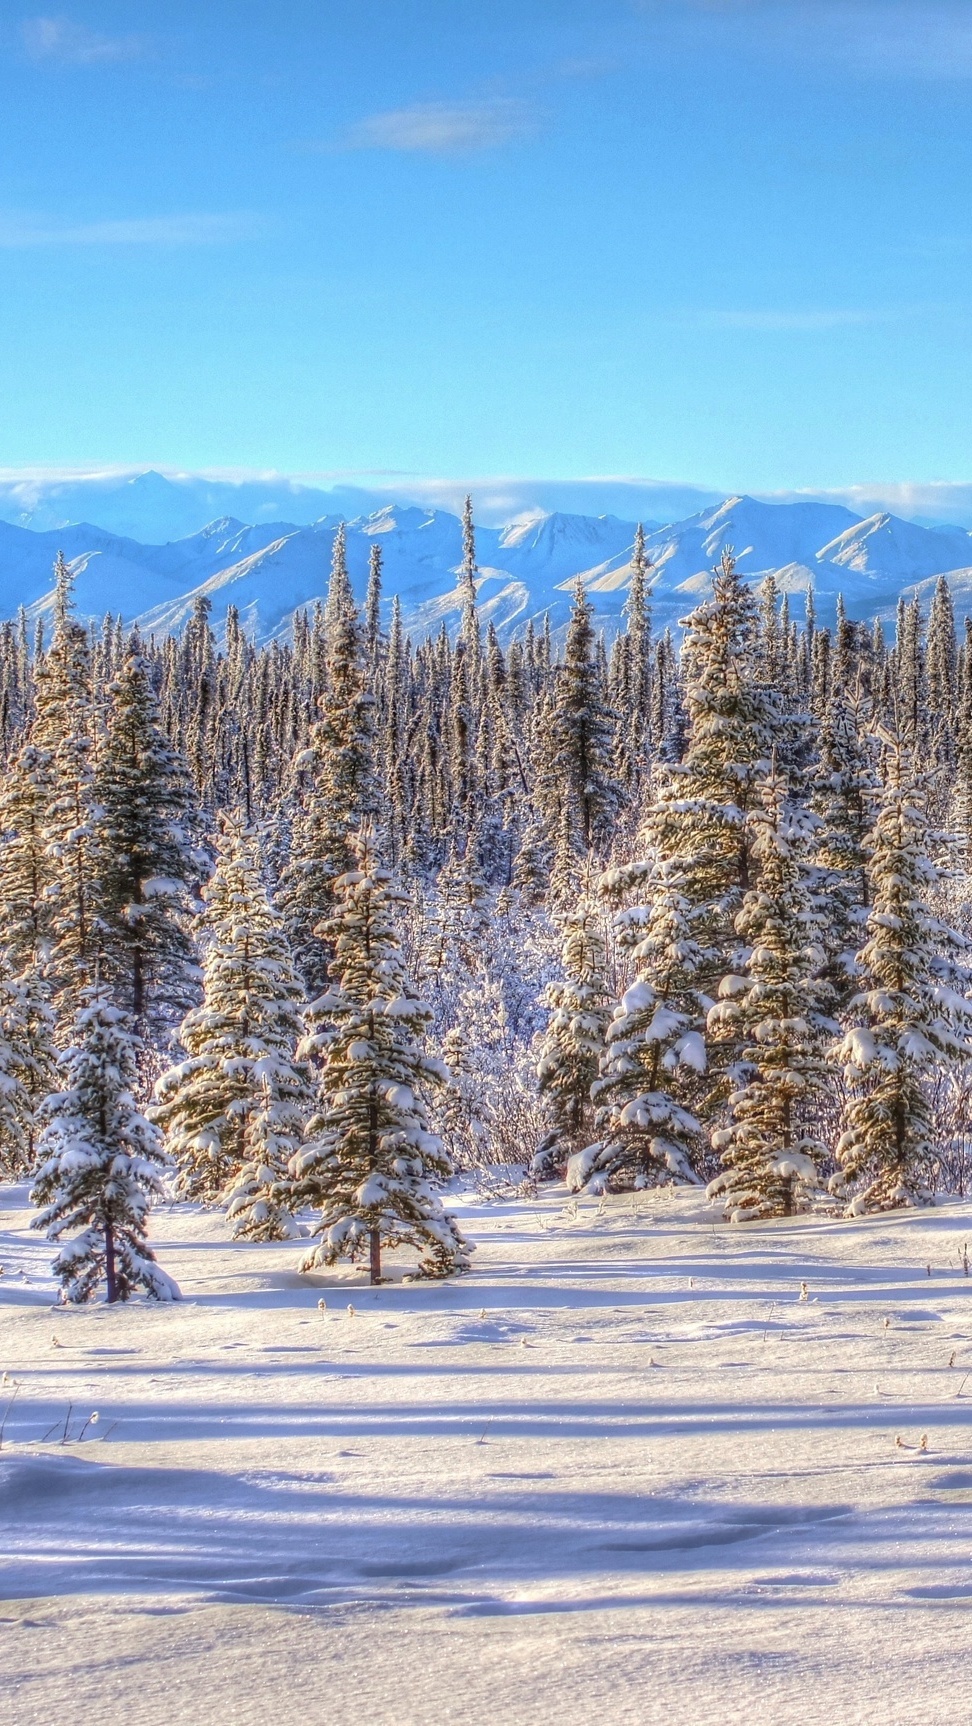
[5,495,972,646]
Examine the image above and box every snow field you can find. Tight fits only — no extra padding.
[3,1182,972,1724]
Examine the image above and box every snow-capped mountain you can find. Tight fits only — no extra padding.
[3,493,972,646]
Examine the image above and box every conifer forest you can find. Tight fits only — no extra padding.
[3,502,972,1299]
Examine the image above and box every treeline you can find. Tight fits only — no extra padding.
[1,501,971,1301]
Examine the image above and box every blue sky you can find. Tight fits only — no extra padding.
[3,1,972,493]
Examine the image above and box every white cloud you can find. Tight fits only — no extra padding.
[22,14,147,65]
[342,98,536,154]
[0,212,256,247]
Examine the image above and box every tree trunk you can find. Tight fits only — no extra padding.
[369,1227,382,1286]
[105,1219,117,1304]
[133,944,144,1032]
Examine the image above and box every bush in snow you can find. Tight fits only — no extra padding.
[31,989,179,1303]
[289,832,470,1284]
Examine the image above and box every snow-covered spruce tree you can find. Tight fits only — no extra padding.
[926,575,957,777]
[289,832,469,1283]
[707,769,834,1221]
[535,902,612,1174]
[31,990,179,1304]
[570,552,781,1195]
[364,541,384,669]
[544,578,622,909]
[613,524,653,800]
[459,493,483,679]
[834,736,972,1213]
[30,557,99,1013]
[0,737,55,975]
[809,689,879,1014]
[94,640,198,1044]
[152,818,310,1221]
[581,855,707,1192]
[0,955,56,1179]
[663,551,782,993]
[277,525,377,997]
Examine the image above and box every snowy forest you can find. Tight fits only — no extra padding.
[2,497,972,1302]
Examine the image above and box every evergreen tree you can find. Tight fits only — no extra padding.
[708,770,834,1221]
[278,532,376,996]
[581,855,707,1192]
[926,575,957,777]
[289,833,470,1283]
[544,578,621,908]
[668,551,781,984]
[954,616,972,864]
[153,819,309,1209]
[615,524,653,794]
[459,494,482,676]
[810,689,879,1012]
[94,641,198,1042]
[835,737,972,1213]
[0,737,54,974]
[31,990,179,1303]
[535,903,611,1170]
[0,954,56,1179]
[364,541,384,667]
[33,558,99,1012]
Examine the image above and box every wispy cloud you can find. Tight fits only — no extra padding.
[634,2,972,80]
[0,212,256,248]
[21,14,148,65]
[667,307,885,331]
[341,98,537,155]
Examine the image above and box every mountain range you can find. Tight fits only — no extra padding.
[3,483,972,646]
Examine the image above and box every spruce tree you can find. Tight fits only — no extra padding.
[33,558,99,1013]
[810,689,879,1013]
[708,770,834,1221]
[614,524,653,796]
[289,833,469,1283]
[662,550,781,986]
[278,530,376,997]
[926,575,957,778]
[364,541,384,667]
[0,955,56,1180]
[153,819,309,1210]
[31,990,179,1303]
[572,551,785,1194]
[94,640,198,1043]
[545,578,622,908]
[0,738,54,975]
[583,854,707,1192]
[834,738,972,1213]
[459,494,482,677]
[536,903,611,1170]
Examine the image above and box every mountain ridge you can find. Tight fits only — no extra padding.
[3,494,972,646]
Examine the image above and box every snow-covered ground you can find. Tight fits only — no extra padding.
[3,1180,972,1725]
